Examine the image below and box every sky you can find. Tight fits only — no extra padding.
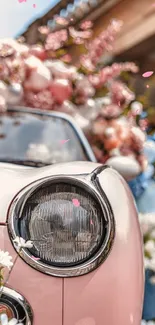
[0,0,60,38]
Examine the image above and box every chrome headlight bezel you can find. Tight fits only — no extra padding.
[8,166,115,277]
[0,287,33,324]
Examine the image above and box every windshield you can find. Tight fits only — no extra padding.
[0,111,89,166]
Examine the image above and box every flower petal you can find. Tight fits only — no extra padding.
[13,236,20,244]
[19,237,25,246]
[25,240,33,248]
[142,71,154,78]
[72,198,80,207]
[8,318,18,325]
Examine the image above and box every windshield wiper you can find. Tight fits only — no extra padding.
[0,158,51,167]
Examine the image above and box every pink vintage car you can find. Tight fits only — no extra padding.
[0,107,144,325]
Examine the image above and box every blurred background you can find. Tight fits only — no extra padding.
[3,0,155,122]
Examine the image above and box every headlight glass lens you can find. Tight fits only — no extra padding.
[19,182,106,267]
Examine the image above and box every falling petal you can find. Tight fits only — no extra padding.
[72,199,80,207]
[32,256,40,261]
[142,71,154,78]
[33,4,36,8]
[146,84,149,88]
[59,139,70,144]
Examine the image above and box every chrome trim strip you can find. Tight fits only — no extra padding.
[0,286,33,324]
[7,106,97,163]
[8,167,115,278]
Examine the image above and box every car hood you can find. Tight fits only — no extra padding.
[0,162,34,170]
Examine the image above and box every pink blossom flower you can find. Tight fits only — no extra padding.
[29,45,47,61]
[80,20,93,30]
[24,58,51,91]
[6,57,26,83]
[101,104,122,119]
[75,75,95,98]
[0,43,15,58]
[81,20,123,67]
[80,55,95,71]
[45,30,68,51]
[25,89,54,110]
[38,25,50,35]
[89,74,101,87]
[101,62,138,81]
[110,81,135,107]
[50,79,73,104]
[54,16,69,26]
[69,27,92,40]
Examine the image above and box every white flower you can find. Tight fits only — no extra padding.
[0,250,13,270]
[0,313,23,324]
[139,213,155,226]
[151,229,155,239]
[145,240,155,254]
[13,237,33,251]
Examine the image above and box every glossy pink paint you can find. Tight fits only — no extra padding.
[0,162,144,325]
[64,168,144,325]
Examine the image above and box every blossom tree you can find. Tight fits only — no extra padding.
[0,19,147,179]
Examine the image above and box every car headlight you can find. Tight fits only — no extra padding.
[8,168,115,277]
[0,287,33,324]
